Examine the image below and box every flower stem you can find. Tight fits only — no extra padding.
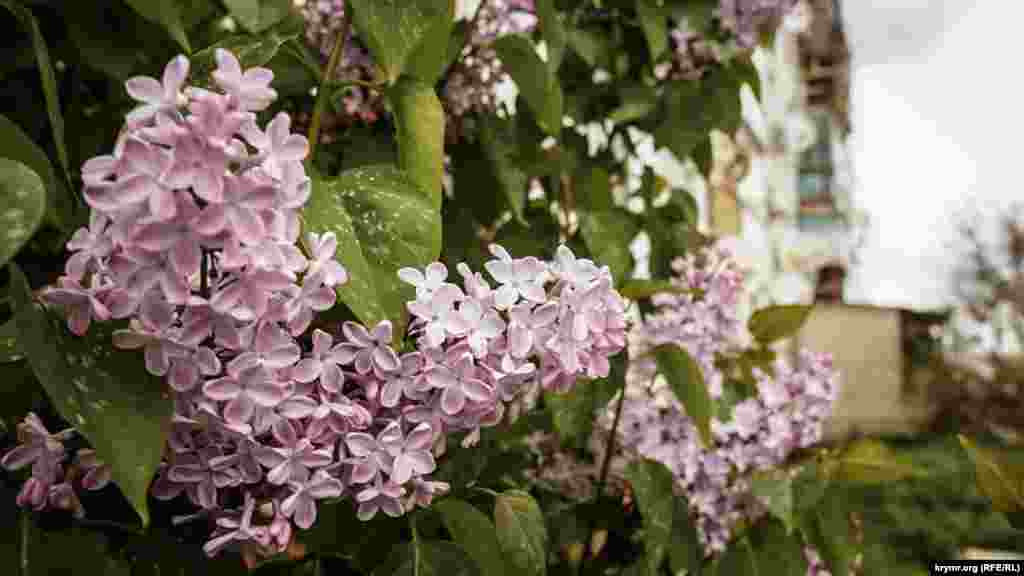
[308,9,351,159]
[19,512,29,576]
[199,249,209,299]
[579,368,629,575]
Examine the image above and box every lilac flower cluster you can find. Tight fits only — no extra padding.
[0,413,111,518]
[443,0,538,118]
[1,49,627,561]
[599,244,838,569]
[718,0,800,48]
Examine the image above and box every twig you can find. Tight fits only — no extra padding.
[307,9,351,157]
[579,371,629,575]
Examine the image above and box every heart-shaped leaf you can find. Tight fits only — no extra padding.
[348,0,453,84]
[8,264,171,525]
[0,158,46,268]
[494,490,548,576]
[302,164,440,339]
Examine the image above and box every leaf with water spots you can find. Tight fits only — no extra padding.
[390,77,445,215]
[302,164,440,341]
[8,263,171,526]
[625,459,678,575]
[348,0,453,84]
[0,312,24,363]
[494,490,548,576]
[0,158,46,269]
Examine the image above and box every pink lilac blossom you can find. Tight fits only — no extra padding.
[597,244,838,574]
[1,50,627,562]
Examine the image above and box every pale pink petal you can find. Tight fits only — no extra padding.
[203,376,242,401]
[125,76,163,103]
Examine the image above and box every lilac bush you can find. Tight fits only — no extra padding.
[1,49,627,561]
[597,244,838,570]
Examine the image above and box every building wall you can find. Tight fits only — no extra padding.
[794,304,932,440]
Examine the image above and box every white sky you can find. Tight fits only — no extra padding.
[842,2,1024,310]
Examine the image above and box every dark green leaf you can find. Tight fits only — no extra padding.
[8,263,172,526]
[390,77,446,215]
[576,165,612,212]
[714,537,757,576]
[435,499,506,576]
[189,26,299,86]
[747,304,812,344]
[387,540,482,576]
[124,0,192,52]
[750,518,809,575]
[222,0,292,33]
[668,498,702,575]
[580,209,636,286]
[0,114,61,229]
[835,438,926,485]
[0,314,22,362]
[635,0,667,60]
[609,84,658,124]
[566,28,608,69]
[624,459,676,575]
[480,117,528,224]
[0,0,72,189]
[959,435,1024,512]
[799,486,856,576]
[494,490,548,576]
[750,469,797,534]
[545,356,624,450]
[64,1,143,79]
[535,0,566,72]
[0,158,46,268]
[404,0,455,82]
[618,280,686,300]
[493,35,563,136]
[348,0,452,84]
[653,344,712,446]
[302,164,440,340]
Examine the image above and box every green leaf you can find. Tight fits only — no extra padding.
[834,438,925,485]
[545,356,624,449]
[624,459,676,575]
[576,165,612,212]
[222,0,292,33]
[609,84,659,124]
[655,66,745,163]
[0,114,61,228]
[8,263,171,526]
[387,540,482,576]
[494,490,548,576]
[63,1,144,80]
[0,314,22,363]
[302,164,440,340]
[960,435,1024,512]
[493,35,563,136]
[0,0,72,190]
[799,486,856,576]
[0,159,46,268]
[653,344,712,447]
[635,0,667,60]
[749,518,809,576]
[404,0,455,82]
[348,0,452,84]
[480,117,528,224]
[124,0,192,53]
[389,77,446,216]
[580,210,636,286]
[747,304,812,344]
[566,28,608,69]
[750,469,797,534]
[618,280,686,301]
[714,537,758,576]
[189,26,300,86]
[535,0,566,72]
[434,499,506,576]
[668,498,702,576]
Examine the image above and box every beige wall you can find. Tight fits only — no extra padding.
[793,304,932,441]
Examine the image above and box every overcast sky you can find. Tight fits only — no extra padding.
[842,3,1024,310]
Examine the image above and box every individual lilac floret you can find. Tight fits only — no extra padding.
[125,55,189,124]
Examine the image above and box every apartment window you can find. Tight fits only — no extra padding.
[797,110,838,230]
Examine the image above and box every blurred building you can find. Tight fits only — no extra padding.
[706,0,952,439]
